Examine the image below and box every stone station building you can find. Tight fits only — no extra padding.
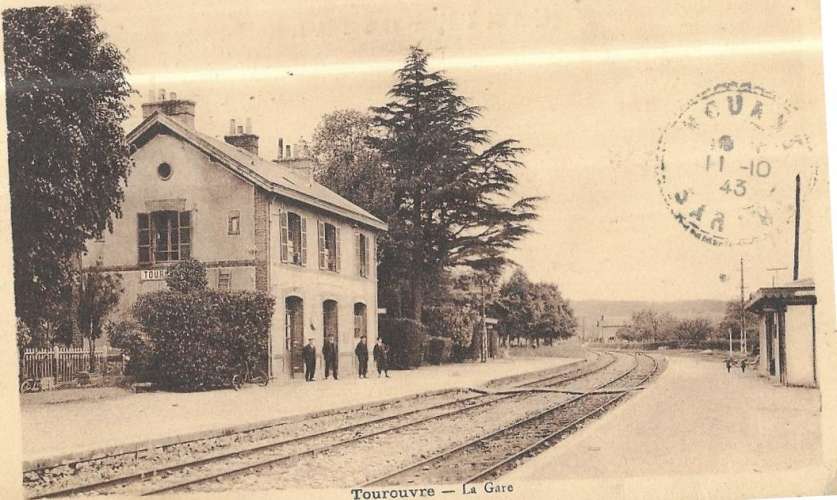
[82,92,387,382]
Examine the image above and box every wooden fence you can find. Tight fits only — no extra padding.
[20,347,124,387]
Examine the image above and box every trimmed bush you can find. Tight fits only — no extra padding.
[133,289,274,391]
[106,319,153,379]
[425,336,453,365]
[424,304,477,362]
[379,317,425,369]
[165,258,208,293]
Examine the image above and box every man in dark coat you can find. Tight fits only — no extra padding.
[302,338,316,382]
[355,336,369,378]
[373,337,389,378]
[323,335,338,380]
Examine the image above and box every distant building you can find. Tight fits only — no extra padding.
[82,92,387,382]
[745,278,817,387]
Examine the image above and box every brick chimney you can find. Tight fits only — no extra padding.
[273,139,315,185]
[224,117,259,156]
[141,90,196,128]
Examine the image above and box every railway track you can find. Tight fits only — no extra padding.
[26,350,618,498]
[365,352,660,486]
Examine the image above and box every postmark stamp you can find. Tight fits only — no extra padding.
[655,81,819,246]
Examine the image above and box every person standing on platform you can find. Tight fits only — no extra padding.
[323,335,339,380]
[355,336,369,378]
[373,337,390,378]
[303,338,317,382]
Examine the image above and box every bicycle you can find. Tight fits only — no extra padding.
[19,377,42,393]
[231,360,269,391]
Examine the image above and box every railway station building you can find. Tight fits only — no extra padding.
[745,278,818,387]
[81,92,387,382]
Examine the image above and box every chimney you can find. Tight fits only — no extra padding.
[224,117,259,156]
[277,138,284,160]
[142,89,196,128]
[273,140,315,186]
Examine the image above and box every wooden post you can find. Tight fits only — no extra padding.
[794,174,801,281]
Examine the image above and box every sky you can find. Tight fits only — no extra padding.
[88,0,832,302]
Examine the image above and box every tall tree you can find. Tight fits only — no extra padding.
[310,109,390,219]
[495,269,537,346]
[370,46,540,320]
[3,6,133,331]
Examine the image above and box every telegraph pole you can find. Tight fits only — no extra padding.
[480,279,488,363]
[794,174,801,281]
[740,257,746,354]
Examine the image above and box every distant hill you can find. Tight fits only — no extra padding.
[570,299,728,340]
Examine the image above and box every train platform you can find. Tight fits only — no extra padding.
[503,354,829,500]
[20,355,579,468]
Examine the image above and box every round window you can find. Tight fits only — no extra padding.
[157,162,173,180]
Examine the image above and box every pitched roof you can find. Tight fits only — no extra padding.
[127,112,387,231]
[745,278,816,311]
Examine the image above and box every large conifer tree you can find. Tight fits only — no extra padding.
[370,47,539,319]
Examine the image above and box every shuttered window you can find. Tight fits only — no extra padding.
[217,270,232,290]
[318,220,340,272]
[137,210,191,264]
[280,211,307,266]
[356,232,369,278]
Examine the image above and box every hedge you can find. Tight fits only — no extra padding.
[425,336,453,365]
[379,317,425,369]
[423,304,477,363]
[106,320,153,379]
[132,289,274,391]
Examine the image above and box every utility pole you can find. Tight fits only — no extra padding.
[793,174,801,281]
[480,279,488,363]
[740,257,746,354]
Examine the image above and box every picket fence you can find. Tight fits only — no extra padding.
[20,347,124,387]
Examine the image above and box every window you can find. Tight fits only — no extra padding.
[138,210,191,264]
[280,211,307,266]
[217,270,231,290]
[318,221,340,272]
[354,303,367,338]
[356,232,369,278]
[157,162,173,180]
[228,210,240,235]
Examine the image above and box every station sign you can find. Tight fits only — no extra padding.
[140,269,169,281]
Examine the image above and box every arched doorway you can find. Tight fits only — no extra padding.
[354,303,367,339]
[285,296,304,378]
[323,300,339,350]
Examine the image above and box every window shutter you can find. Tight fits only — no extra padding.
[179,211,191,260]
[355,232,361,276]
[138,213,151,264]
[318,220,326,269]
[362,234,369,277]
[335,226,341,272]
[280,210,289,263]
[300,216,307,266]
